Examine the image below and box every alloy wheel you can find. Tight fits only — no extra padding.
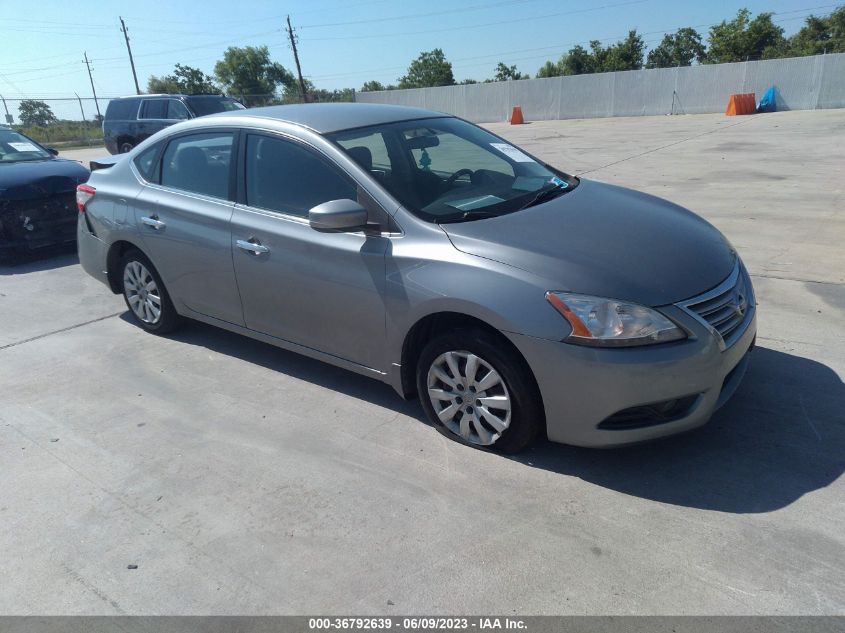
[123,260,162,324]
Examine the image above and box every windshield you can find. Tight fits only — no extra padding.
[328,117,577,222]
[185,97,246,117]
[0,129,52,163]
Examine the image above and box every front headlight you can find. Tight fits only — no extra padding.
[545,292,686,347]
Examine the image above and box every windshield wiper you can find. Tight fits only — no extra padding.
[437,209,505,224]
[518,183,568,210]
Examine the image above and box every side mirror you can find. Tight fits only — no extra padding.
[308,199,368,231]
[47,147,59,156]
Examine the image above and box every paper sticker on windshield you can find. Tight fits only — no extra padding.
[8,142,40,152]
[447,195,505,211]
[490,142,534,163]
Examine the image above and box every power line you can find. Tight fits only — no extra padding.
[308,9,833,81]
[298,0,544,29]
[303,0,650,41]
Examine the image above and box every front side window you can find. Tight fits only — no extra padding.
[329,117,577,223]
[244,134,356,218]
[160,132,233,199]
[140,99,168,119]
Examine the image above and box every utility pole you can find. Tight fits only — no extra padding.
[286,15,308,103]
[120,16,141,95]
[0,93,11,125]
[74,92,89,145]
[82,52,102,119]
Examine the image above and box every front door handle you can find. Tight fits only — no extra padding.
[236,238,270,255]
[140,215,166,230]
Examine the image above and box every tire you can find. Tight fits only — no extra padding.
[416,327,542,453]
[119,249,181,334]
[119,142,134,154]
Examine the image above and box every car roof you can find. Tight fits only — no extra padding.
[211,102,449,134]
[111,93,229,100]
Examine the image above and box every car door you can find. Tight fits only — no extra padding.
[134,129,244,326]
[230,132,389,371]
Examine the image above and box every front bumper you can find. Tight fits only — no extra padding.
[0,193,77,257]
[506,304,756,448]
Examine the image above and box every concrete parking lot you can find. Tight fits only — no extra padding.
[1,109,843,615]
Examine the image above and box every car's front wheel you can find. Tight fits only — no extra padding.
[120,249,180,334]
[416,328,542,453]
[119,142,134,154]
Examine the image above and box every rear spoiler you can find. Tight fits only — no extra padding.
[89,155,121,172]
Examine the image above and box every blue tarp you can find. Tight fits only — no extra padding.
[757,86,777,112]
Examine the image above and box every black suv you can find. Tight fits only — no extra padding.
[102,94,245,154]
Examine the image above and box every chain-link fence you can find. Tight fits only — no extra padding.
[1,96,106,148]
[0,89,355,148]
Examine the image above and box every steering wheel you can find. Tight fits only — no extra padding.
[445,168,474,188]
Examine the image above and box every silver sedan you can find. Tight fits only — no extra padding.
[77,103,756,453]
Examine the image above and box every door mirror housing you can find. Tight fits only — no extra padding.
[308,199,368,231]
[46,147,59,156]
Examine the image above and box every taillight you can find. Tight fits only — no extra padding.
[76,184,95,213]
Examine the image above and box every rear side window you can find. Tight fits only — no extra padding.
[167,99,191,120]
[105,99,140,121]
[185,97,245,117]
[139,99,168,120]
[160,132,234,199]
[244,134,356,217]
[133,143,161,182]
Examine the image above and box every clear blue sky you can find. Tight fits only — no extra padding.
[0,0,836,115]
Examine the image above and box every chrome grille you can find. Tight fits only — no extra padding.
[678,262,754,350]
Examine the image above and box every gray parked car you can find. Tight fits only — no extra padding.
[77,103,756,453]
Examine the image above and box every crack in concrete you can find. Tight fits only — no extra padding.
[0,311,124,352]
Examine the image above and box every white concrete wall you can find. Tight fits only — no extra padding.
[356,53,845,123]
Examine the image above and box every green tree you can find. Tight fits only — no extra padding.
[560,45,596,75]
[493,62,527,81]
[398,49,455,88]
[18,100,56,127]
[707,9,786,63]
[361,80,386,92]
[280,80,355,104]
[536,60,562,78]
[646,28,706,68]
[214,46,295,105]
[600,30,646,71]
[147,64,219,94]
[784,6,845,56]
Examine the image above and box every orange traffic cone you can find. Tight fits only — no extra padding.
[510,106,525,125]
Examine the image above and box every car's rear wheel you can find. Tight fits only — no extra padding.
[119,142,133,154]
[120,249,180,334]
[416,328,542,453]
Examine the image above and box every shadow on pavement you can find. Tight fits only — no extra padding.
[512,346,845,513]
[0,245,78,275]
[130,317,423,418]
[146,316,844,514]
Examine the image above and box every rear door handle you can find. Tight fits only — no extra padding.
[140,215,166,230]
[236,238,270,255]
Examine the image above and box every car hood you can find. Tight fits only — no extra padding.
[0,158,90,201]
[440,179,736,306]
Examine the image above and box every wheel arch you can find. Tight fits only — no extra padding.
[399,310,543,412]
[105,239,149,293]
